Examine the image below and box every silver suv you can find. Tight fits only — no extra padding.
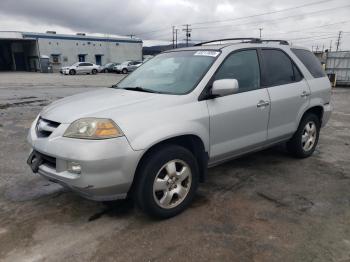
[27,38,332,218]
[114,61,143,74]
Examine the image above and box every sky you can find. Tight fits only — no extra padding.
[0,0,349,50]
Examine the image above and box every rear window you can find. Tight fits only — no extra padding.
[291,49,325,78]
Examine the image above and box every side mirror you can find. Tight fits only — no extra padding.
[211,79,239,97]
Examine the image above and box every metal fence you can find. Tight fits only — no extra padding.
[326,51,350,86]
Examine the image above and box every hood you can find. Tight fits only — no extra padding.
[40,88,176,124]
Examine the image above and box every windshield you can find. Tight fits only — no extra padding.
[115,50,219,94]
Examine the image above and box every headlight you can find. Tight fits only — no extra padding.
[63,118,123,139]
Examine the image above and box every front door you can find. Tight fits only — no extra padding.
[206,49,270,163]
[95,55,102,65]
[259,49,311,140]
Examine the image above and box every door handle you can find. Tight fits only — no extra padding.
[257,100,270,108]
[300,91,310,98]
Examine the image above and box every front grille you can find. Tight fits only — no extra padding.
[36,117,60,138]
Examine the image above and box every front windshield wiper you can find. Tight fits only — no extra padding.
[119,86,161,94]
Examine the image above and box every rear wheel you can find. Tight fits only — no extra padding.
[287,113,320,158]
[92,69,98,74]
[134,145,199,218]
[69,69,76,75]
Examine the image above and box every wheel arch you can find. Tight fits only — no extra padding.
[300,105,324,126]
[128,134,208,197]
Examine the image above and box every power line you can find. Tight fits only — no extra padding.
[191,0,338,26]
[192,4,350,30]
[287,33,337,41]
[133,0,343,38]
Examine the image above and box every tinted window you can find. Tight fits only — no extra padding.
[261,49,301,86]
[293,64,303,82]
[215,50,260,92]
[291,48,326,78]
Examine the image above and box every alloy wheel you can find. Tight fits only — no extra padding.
[302,121,317,151]
[153,159,192,209]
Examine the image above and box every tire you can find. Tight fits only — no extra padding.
[104,69,108,73]
[92,69,98,74]
[134,145,199,218]
[69,69,76,75]
[287,113,320,158]
[122,68,128,74]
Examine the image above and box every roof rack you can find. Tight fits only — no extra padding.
[194,38,289,46]
[260,39,289,45]
[194,38,260,46]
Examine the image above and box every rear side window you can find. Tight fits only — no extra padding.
[291,49,325,78]
[215,49,260,93]
[261,49,302,87]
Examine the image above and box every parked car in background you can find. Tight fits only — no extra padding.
[113,61,143,74]
[99,62,120,73]
[60,62,100,75]
[27,38,332,219]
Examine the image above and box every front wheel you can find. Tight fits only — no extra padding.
[287,113,320,158]
[69,69,76,75]
[122,68,128,74]
[134,145,199,218]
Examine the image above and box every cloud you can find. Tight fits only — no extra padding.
[0,0,349,49]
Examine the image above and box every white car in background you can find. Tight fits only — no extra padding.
[60,62,100,75]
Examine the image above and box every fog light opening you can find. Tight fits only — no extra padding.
[68,162,82,174]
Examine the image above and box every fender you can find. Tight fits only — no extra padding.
[127,121,210,153]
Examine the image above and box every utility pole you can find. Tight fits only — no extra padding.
[329,40,332,52]
[336,31,342,51]
[182,24,192,47]
[175,28,179,48]
[259,28,263,39]
[172,26,175,49]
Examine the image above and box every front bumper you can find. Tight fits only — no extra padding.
[321,103,332,127]
[27,117,143,201]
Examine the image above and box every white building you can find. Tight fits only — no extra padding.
[0,31,143,72]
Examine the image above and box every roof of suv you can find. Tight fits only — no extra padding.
[165,39,309,53]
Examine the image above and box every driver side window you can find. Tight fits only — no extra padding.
[214,50,260,93]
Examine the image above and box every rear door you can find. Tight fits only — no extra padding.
[206,49,270,163]
[259,48,310,140]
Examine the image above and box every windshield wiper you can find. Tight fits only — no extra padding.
[121,86,161,93]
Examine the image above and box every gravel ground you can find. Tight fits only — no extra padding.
[0,72,349,262]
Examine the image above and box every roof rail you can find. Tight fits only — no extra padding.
[260,39,289,45]
[194,38,260,46]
